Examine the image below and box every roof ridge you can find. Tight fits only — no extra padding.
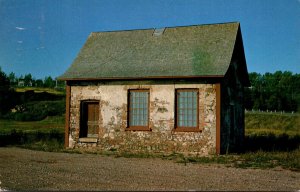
[90,21,240,34]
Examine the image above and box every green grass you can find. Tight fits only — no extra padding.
[65,149,300,171]
[234,150,300,170]
[22,138,64,152]
[0,115,65,134]
[246,128,298,136]
[244,112,300,152]
[0,116,65,151]
[15,87,65,95]
[176,149,300,171]
[245,112,300,136]
[0,128,64,151]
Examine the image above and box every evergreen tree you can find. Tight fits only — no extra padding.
[0,67,15,115]
[44,76,55,88]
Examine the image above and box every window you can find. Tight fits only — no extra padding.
[127,90,150,131]
[175,89,199,131]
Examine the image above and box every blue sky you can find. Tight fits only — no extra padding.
[0,0,299,79]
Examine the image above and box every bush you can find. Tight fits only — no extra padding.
[9,100,65,121]
[0,129,64,151]
[244,133,300,152]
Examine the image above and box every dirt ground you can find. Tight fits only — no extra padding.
[0,147,299,191]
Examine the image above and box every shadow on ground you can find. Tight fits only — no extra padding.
[244,133,300,152]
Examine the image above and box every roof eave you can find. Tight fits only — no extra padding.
[59,75,225,81]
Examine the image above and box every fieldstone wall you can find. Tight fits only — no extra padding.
[68,82,217,155]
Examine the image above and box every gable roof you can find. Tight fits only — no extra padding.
[60,22,248,82]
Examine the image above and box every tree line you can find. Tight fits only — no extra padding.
[6,72,65,88]
[245,71,300,112]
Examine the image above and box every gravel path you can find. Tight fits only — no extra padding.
[0,147,299,191]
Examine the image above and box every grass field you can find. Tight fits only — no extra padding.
[0,116,65,151]
[15,87,65,95]
[244,112,299,152]
[245,112,300,136]
[0,115,65,134]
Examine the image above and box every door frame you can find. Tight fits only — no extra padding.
[79,100,100,138]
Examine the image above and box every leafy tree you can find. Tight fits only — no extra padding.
[245,71,299,112]
[8,72,17,86]
[24,73,33,86]
[44,76,55,88]
[35,79,44,87]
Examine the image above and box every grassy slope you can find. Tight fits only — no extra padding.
[1,87,65,131]
[245,112,300,136]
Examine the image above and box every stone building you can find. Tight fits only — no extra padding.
[59,22,250,155]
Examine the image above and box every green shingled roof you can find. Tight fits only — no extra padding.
[60,22,242,80]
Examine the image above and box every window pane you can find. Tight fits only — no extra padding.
[188,101,193,108]
[192,120,197,127]
[188,113,192,120]
[129,90,149,127]
[177,90,198,128]
[186,120,192,127]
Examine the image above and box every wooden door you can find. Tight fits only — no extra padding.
[80,101,99,138]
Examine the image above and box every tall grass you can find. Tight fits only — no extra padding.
[245,112,300,152]
[245,133,300,152]
[235,150,300,170]
[15,87,65,95]
[245,112,300,135]
[175,149,300,171]
[0,115,64,133]
[0,116,64,151]
[0,129,64,151]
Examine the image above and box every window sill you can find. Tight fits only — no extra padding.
[173,127,202,132]
[126,126,151,131]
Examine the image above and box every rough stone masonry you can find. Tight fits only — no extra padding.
[68,81,217,156]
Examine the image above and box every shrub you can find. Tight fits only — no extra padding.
[0,129,64,151]
[10,100,65,121]
[244,133,300,152]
